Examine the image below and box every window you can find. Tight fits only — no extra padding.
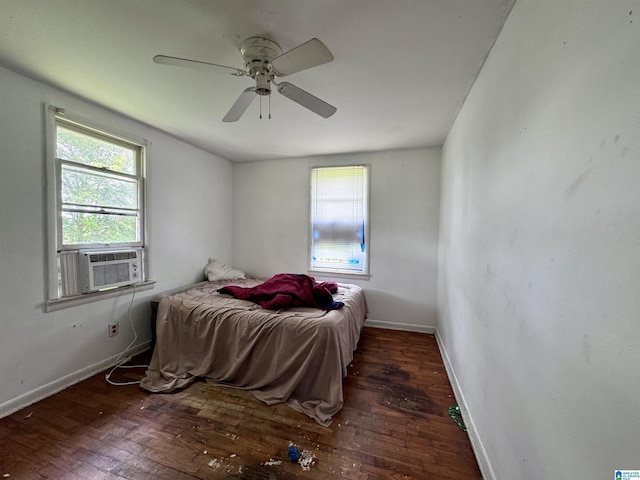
[46,106,147,302]
[310,165,369,276]
[56,121,143,247]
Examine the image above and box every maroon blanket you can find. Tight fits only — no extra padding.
[218,273,344,310]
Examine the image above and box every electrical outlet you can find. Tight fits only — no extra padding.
[108,321,119,337]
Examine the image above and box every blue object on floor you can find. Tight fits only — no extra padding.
[288,443,301,462]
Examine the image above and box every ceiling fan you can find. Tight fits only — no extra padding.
[153,37,337,122]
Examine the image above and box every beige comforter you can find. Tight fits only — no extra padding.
[140,277,367,426]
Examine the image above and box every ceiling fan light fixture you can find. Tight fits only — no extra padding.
[254,74,272,96]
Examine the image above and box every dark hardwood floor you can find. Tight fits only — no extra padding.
[0,328,481,479]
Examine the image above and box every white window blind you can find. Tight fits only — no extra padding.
[310,165,369,275]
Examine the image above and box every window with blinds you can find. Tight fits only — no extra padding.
[310,165,369,275]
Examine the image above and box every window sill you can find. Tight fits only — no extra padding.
[44,280,156,313]
[307,270,370,281]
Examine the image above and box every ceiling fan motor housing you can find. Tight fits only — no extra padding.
[240,37,282,77]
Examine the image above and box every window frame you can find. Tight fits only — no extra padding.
[308,164,371,278]
[45,105,151,306]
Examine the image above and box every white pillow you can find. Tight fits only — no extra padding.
[204,258,246,281]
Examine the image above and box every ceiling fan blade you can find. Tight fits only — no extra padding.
[223,88,256,122]
[276,82,336,118]
[271,38,334,76]
[153,55,245,77]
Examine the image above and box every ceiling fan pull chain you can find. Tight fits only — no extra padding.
[269,94,272,119]
[259,95,262,119]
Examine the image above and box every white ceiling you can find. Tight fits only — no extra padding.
[0,0,515,162]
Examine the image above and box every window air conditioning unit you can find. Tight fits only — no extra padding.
[77,249,141,293]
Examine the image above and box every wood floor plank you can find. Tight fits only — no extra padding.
[0,327,481,479]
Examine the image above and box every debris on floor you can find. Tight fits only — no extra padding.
[448,405,468,432]
[263,459,282,466]
[287,441,316,470]
[298,449,315,471]
[207,456,243,475]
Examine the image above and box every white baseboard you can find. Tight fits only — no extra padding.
[364,318,437,334]
[0,341,150,420]
[435,330,495,480]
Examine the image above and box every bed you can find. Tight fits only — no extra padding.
[140,274,368,426]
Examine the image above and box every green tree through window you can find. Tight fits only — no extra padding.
[56,122,142,246]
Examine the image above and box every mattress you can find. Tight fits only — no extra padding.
[140,276,368,426]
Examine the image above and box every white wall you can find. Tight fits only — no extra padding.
[232,148,441,330]
[0,65,233,416]
[438,1,640,478]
